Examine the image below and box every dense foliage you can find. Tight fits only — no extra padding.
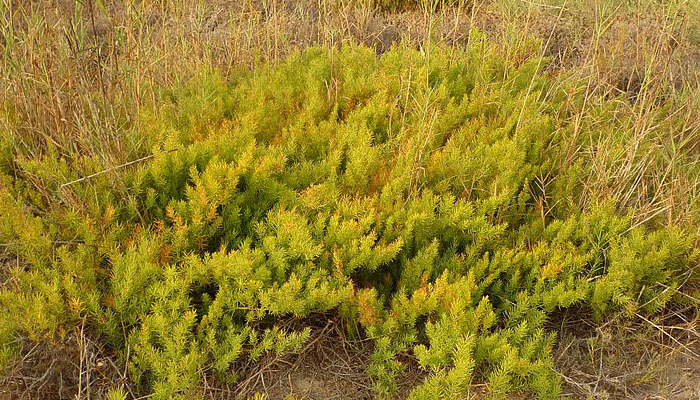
[367,0,467,12]
[1,34,698,399]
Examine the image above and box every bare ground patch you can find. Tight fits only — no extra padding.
[554,309,700,400]
[0,325,128,400]
[230,319,375,400]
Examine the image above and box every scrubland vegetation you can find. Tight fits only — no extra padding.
[1,1,699,399]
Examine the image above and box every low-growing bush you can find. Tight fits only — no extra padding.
[1,33,698,399]
[369,0,469,12]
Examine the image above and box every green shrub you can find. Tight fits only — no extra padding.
[0,34,697,399]
[365,0,470,13]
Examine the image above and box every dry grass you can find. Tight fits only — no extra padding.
[231,318,376,400]
[2,1,699,226]
[554,309,700,399]
[0,322,127,399]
